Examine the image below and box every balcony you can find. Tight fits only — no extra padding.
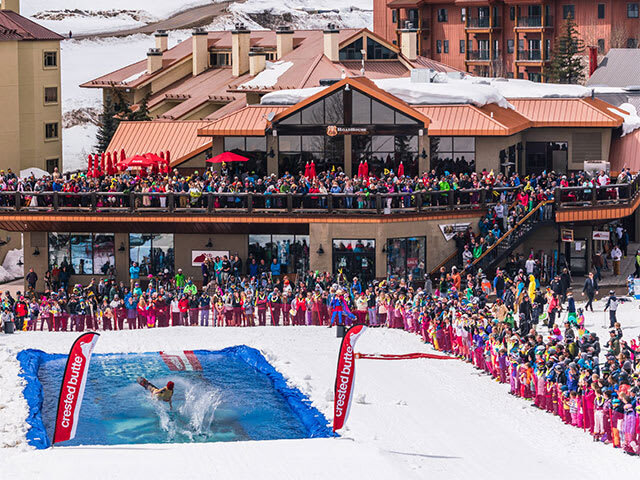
[516,49,549,62]
[466,50,501,62]
[516,15,554,29]
[466,16,501,29]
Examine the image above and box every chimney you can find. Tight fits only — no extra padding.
[249,50,267,76]
[276,25,294,60]
[232,23,251,77]
[323,23,339,62]
[147,48,163,74]
[400,22,418,61]
[155,30,168,52]
[1,0,20,13]
[192,27,208,76]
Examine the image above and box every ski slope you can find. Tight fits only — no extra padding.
[2,299,639,479]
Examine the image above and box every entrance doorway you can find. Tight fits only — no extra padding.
[565,238,588,275]
[332,239,376,283]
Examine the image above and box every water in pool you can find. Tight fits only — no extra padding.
[32,347,326,446]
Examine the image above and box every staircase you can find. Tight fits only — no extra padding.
[471,201,554,274]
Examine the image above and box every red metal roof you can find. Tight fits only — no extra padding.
[509,98,623,128]
[106,121,213,166]
[0,10,63,41]
[609,130,640,174]
[198,106,289,137]
[414,104,531,136]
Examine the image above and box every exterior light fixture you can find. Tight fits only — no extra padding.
[268,148,275,158]
[206,238,213,248]
[420,148,428,159]
[33,247,40,256]
[317,245,325,255]
[118,242,125,252]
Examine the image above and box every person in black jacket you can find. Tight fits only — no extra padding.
[582,272,598,311]
[26,268,38,291]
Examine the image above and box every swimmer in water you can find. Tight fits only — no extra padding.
[137,378,174,410]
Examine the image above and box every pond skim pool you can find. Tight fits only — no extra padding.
[18,346,333,448]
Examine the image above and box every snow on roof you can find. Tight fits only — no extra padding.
[260,74,595,107]
[20,167,49,179]
[238,61,294,90]
[609,103,640,136]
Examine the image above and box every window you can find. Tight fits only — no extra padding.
[332,239,376,282]
[528,72,542,82]
[436,40,442,54]
[563,4,575,19]
[460,39,465,53]
[223,136,267,176]
[430,137,476,174]
[278,135,344,175]
[43,51,57,68]
[248,235,309,274]
[387,237,426,279]
[44,87,58,104]
[443,40,449,53]
[509,6,515,21]
[366,37,398,59]
[48,233,115,275]
[461,7,466,23]
[392,10,397,23]
[45,158,58,173]
[628,38,638,48]
[597,38,605,53]
[628,3,639,18]
[353,135,418,177]
[597,3,605,18]
[45,122,58,139]
[339,37,363,60]
[129,234,174,277]
[210,52,230,66]
[437,8,448,22]
[507,39,514,54]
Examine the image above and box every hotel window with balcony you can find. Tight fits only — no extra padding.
[509,7,515,21]
[437,8,448,22]
[44,87,58,104]
[392,10,397,23]
[628,3,639,18]
[597,3,605,18]
[507,39,514,54]
[43,51,57,68]
[407,9,419,28]
[45,122,58,140]
[562,5,575,19]
[129,234,174,277]
[48,233,115,275]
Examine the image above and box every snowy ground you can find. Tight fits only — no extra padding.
[0,249,24,284]
[1,297,640,479]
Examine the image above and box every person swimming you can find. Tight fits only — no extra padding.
[137,377,174,410]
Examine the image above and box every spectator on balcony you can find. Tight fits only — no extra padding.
[129,262,140,290]
[270,257,281,280]
[26,268,38,291]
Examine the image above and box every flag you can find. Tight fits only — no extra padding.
[333,324,367,432]
[53,332,100,444]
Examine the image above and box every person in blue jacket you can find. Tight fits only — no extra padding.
[129,262,140,290]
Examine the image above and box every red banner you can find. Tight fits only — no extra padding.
[159,350,203,371]
[53,332,100,444]
[333,325,367,432]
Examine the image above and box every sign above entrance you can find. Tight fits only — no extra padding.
[326,126,369,136]
[192,250,229,267]
[439,223,471,241]
[592,231,610,241]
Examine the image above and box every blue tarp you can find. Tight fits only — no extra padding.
[17,345,333,449]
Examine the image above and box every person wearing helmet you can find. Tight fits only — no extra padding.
[137,377,175,410]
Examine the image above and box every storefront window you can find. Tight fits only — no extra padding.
[387,237,426,279]
[129,234,174,276]
[332,239,376,282]
[430,136,476,174]
[353,135,418,177]
[279,135,344,175]
[48,233,115,274]
[248,234,309,275]
[223,136,267,176]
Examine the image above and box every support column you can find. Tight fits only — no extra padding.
[343,135,352,177]
[267,134,278,176]
[419,132,428,174]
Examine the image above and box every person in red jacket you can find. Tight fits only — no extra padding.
[178,295,189,326]
[14,296,28,331]
[294,292,306,326]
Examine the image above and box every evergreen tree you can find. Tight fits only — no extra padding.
[546,14,585,84]
[131,92,152,121]
[95,97,119,152]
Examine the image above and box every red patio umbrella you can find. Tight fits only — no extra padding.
[363,161,369,178]
[398,162,404,177]
[106,152,112,175]
[309,161,317,178]
[206,151,249,164]
[87,154,93,176]
[121,154,156,169]
[100,153,105,175]
[160,151,165,159]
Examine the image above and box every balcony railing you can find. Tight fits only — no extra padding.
[516,15,554,28]
[517,49,547,61]
[0,181,637,217]
[466,16,501,29]
[467,50,501,61]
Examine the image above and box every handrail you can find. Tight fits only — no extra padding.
[471,200,550,268]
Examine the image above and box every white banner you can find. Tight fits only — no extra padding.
[191,250,229,266]
[439,223,470,241]
[592,231,610,241]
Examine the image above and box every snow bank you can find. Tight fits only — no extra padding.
[610,103,640,136]
[238,61,294,89]
[485,78,591,99]
[20,168,49,180]
[0,346,30,448]
[0,248,24,283]
[228,0,372,16]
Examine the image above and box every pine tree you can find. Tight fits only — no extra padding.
[546,14,586,84]
[95,96,119,152]
[131,92,152,121]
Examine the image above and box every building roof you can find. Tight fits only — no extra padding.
[413,104,531,136]
[0,10,63,41]
[509,98,623,128]
[106,121,213,167]
[198,105,290,137]
[587,49,640,88]
[609,130,640,173]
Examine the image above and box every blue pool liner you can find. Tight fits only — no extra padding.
[17,346,334,449]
